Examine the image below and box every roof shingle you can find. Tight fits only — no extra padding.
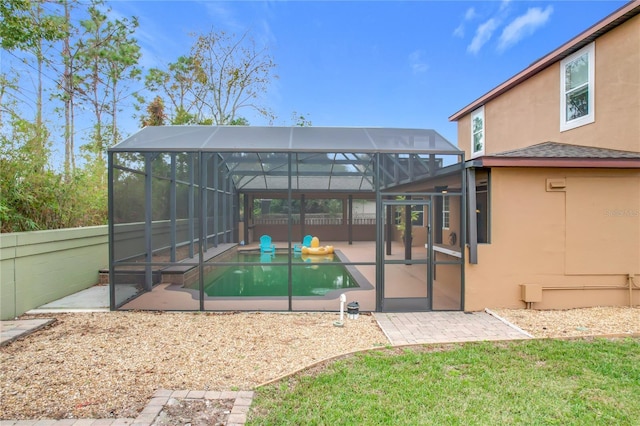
[489,142,640,159]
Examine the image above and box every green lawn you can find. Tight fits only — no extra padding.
[247,338,640,425]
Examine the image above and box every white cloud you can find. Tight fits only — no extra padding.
[498,5,553,52]
[409,50,429,74]
[109,2,181,70]
[202,2,245,33]
[499,0,512,13]
[453,24,465,38]
[453,7,477,38]
[467,18,499,54]
[465,7,477,21]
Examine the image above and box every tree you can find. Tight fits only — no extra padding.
[141,96,167,127]
[58,0,82,178]
[1,0,65,166]
[75,4,109,161]
[229,117,249,126]
[104,14,141,146]
[145,56,199,124]
[76,2,141,161]
[0,0,63,50]
[191,30,276,124]
[0,116,106,232]
[145,30,277,125]
[291,111,312,127]
[0,0,141,232]
[0,73,18,127]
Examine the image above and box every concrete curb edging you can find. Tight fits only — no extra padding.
[0,318,57,347]
[485,308,535,338]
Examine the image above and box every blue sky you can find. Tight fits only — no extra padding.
[6,0,627,154]
[110,0,626,143]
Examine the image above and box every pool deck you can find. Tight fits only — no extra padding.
[115,240,461,312]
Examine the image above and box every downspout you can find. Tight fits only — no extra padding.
[629,274,638,308]
[466,167,478,264]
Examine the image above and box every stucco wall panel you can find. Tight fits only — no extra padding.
[457,115,471,159]
[484,66,559,154]
[492,169,567,274]
[565,176,640,274]
[464,168,640,311]
[588,15,640,152]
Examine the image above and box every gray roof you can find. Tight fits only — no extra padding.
[111,126,462,192]
[111,125,461,154]
[490,142,640,159]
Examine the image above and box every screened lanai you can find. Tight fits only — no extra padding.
[108,126,465,312]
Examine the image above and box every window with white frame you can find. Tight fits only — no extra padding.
[560,42,595,131]
[442,195,450,229]
[470,106,485,157]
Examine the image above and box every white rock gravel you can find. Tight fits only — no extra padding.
[492,306,640,338]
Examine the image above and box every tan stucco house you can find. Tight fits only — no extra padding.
[107,2,637,314]
[450,0,640,310]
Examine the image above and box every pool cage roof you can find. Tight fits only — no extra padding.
[111,126,462,192]
[108,126,466,312]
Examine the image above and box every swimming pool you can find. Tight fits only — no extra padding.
[203,251,359,297]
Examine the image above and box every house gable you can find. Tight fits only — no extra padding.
[451,2,640,158]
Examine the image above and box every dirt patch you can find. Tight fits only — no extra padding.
[153,398,234,426]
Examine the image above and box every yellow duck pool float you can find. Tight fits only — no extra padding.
[300,236,334,255]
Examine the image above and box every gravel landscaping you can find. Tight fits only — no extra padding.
[0,312,387,420]
[492,306,640,338]
[1,307,638,421]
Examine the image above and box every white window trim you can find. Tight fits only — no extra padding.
[560,42,595,132]
[442,195,450,230]
[470,106,485,158]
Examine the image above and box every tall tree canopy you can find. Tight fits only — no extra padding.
[0,0,141,231]
[1,1,280,232]
[144,30,277,125]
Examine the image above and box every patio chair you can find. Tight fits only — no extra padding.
[259,235,276,253]
[294,234,313,252]
[260,252,274,269]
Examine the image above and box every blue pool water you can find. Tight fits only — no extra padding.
[203,251,359,297]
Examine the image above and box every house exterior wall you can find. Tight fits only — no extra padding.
[464,168,640,311]
[454,11,640,310]
[457,14,640,157]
